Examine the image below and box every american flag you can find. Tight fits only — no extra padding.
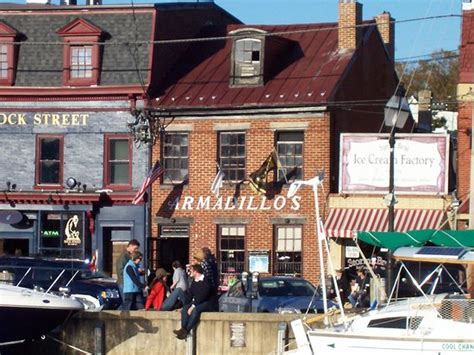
[132,161,165,205]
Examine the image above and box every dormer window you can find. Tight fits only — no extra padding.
[0,21,19,86]
[57,18,104,86]
[230,29,266,86]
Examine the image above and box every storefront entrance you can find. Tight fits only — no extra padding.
[157,225,189,273]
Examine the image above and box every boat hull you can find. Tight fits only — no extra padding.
[308,331,474,354]
[0,306,77,345]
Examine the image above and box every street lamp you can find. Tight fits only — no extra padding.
[383,87,411,293]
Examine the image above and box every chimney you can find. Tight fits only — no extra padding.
[86,0,102,5]
[375,11,395,62]
[60,0,77,5]
[463,0,474,11]
[338,0,362,50]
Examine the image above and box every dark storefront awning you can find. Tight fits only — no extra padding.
[357,229,474,251]
[324,208,445,239]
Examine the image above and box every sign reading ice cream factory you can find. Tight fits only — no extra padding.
[0,112,89,126]
[340,133,449,195]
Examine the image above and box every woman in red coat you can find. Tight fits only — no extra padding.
[145,268,170,311]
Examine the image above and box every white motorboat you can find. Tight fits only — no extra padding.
[0,283,84,346]
[306,293,473,354]
[283,175,474,355]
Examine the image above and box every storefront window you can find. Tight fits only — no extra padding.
[219,225,245,280]
[39,212,85,259]
[274,225,302,275]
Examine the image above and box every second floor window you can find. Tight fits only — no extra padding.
[163,133,189,184]
[104,135,131,187]
[276,131,304,182]
[219,131,246,182]
[36,135,63,186]
[0,44,8,79]
[70,46,92,79]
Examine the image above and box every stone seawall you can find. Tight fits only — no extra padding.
[20,311,303,355]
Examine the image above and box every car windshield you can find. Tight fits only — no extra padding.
[258,279,316,297]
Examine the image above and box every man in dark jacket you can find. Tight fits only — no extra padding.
[174,264,213,340]
[115,239,140,300]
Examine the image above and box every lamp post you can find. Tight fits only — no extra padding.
[383,87,410,294]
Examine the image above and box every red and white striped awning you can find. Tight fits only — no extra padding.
[324,208,446,238]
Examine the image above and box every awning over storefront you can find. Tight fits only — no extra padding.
[324,208,445,239]
[357,229,474,251]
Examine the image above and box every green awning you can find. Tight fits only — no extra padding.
[356,229,474,251]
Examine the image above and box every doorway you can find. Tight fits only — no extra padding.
[158,238,189,273]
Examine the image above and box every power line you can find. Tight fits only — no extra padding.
[1,13,461,46]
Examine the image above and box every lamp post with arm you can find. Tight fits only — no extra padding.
[383,86,411,294]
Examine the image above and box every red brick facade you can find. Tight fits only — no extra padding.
[149,1,399,286]
[457,8,474,203]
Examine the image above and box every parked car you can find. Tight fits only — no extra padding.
[0,256,121,310]
[219,276,336,313]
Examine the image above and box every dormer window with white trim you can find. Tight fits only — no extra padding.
[230,29,266,86]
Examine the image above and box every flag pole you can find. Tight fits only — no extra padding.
[273,147,288,184]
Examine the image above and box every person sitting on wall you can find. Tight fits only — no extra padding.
[173,264,213,340]
[122,251,145,310]
[145,268,170,311]
[161,260,188,311]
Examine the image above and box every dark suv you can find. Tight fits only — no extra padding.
[0,256,121,310]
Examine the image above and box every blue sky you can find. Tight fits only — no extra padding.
[219,0,461,60]
[126,0,462,61]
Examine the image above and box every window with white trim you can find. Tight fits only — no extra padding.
[274,225,302,275]
[219,225,245,277]
[219,131,246,182]
[276,131,304,182]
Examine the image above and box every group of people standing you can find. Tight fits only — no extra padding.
[115,239,219,340]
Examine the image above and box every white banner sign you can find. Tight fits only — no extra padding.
[339,134,449,194]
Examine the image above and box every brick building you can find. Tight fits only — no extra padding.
[147,0,402,286]
[0,1,237,276]
[457,1,474,226]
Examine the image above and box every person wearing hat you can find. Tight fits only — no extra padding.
[329,267,349,303]
[145,267,170,311]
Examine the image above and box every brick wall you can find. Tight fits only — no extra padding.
[457,9,474,202]
[151,115,331,285]
[375,12,394,62]
[338,0,362,50]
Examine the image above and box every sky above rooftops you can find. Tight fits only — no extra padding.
[155,0,462,61]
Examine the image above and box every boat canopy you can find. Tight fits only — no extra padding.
[356,229,474,251]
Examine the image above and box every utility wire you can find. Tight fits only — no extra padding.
[0,13,461,46]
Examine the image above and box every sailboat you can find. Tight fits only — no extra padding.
[284,174,474,355]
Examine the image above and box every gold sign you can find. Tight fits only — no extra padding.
[64,215,81,246]
[0,113,89,126]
